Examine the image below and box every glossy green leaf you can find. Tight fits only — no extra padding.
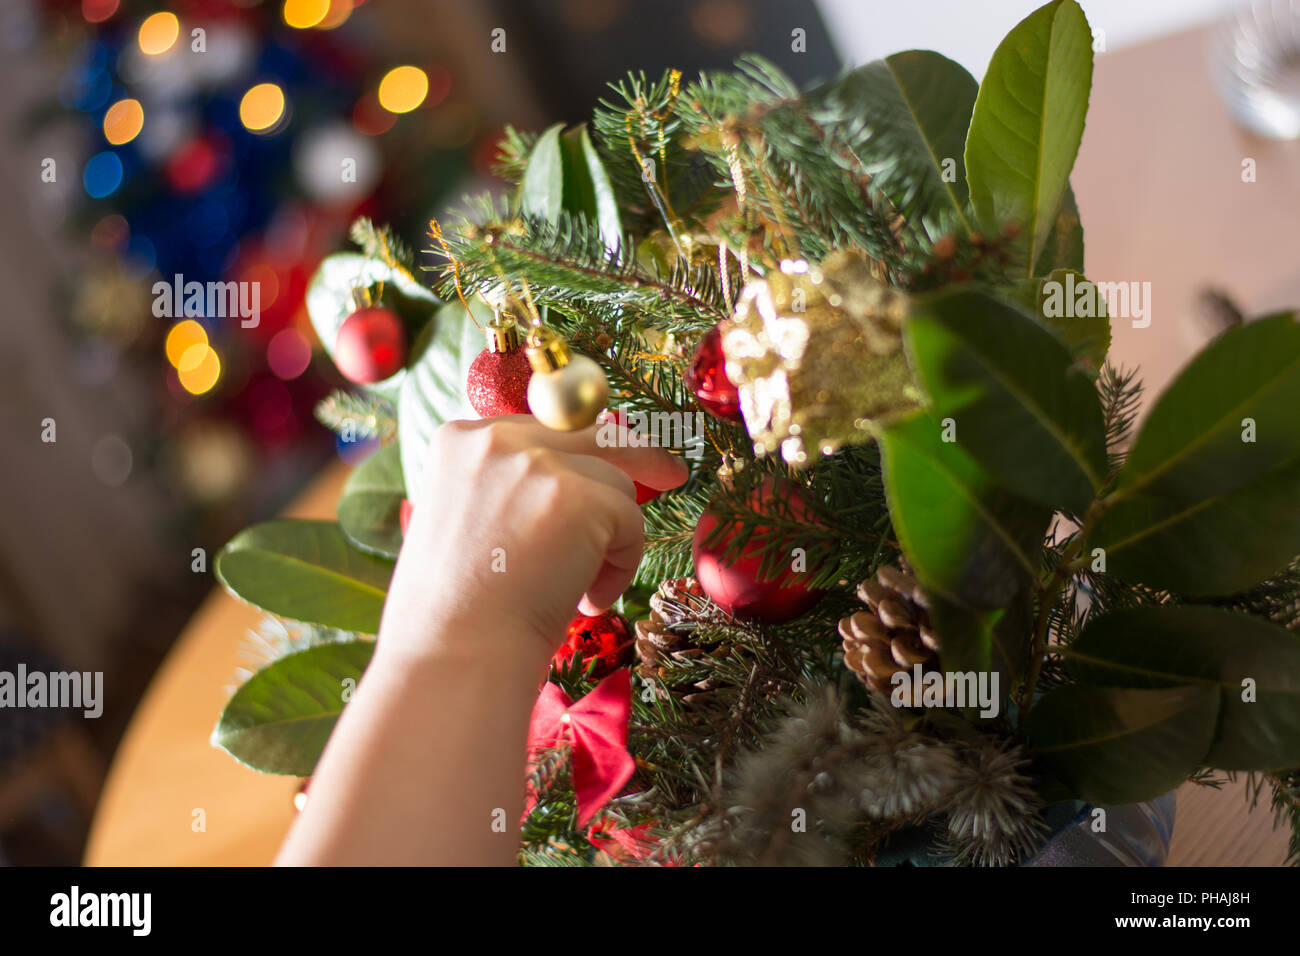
[519,122,565,225]
[1027,684,1218,804]
[1094,313,1300,594]
[561,125,623,254]
[827,51,979,240]
[1033,182,1084,275]
[965,0,1094,273]
[337,441,405,559]
[878,409,1048,609]
[905,288,1107,512]
[929,584,1031,695]
[397,298,490,506]
[1002,267,1110,371]
[216,519,393,633]
[212,640,374,775]
[1064,606,1300,770]
[305,252,439,402]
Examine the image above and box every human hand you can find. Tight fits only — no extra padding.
[375,415,688,669]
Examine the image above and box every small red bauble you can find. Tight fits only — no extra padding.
[334,307,407,384]
[399,498,413,536]
[467,346,533,417]
[685,324,743,424]
[552,610,634,679]
[692,478,825,623]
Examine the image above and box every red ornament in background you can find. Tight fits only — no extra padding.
[603,410,666,504]
[692,477,825,623]
[552,611,634,679]
[467,322,533,417]
[335,306,406,384]
[399,498,413,536]
[685,323,743,424]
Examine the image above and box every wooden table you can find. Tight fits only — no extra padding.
[86,24,1295,866]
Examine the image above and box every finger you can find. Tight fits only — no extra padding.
[580,483,646,612]
[553,451,637,502]
[482,414,690,490]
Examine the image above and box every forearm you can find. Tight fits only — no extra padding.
[276,639,548,866]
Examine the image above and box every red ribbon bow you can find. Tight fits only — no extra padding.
[526,669,635,827]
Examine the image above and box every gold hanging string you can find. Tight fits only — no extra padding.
[626,69,689,263]
[427,217,480,329]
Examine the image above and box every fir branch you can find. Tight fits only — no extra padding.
[314,389,397,441]
[1098,364,1144,478]
[430,209,726,333]
[491,125,536,184]
[349,217,415,276]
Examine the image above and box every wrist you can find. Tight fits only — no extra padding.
[371,607,556,683]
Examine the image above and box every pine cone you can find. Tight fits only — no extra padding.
[635,578,712,683]
[839,565,939,697]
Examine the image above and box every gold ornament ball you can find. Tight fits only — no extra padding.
[527,354,609,430]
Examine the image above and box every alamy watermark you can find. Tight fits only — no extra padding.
[0,665,102,718]
[596,410,707,459]
[891,665,1000,718]
[1041,271,1151,329]
[153,273,260,327]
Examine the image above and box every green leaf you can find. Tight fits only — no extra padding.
[212,640,374,775]
[878,409,1048,609]
[397,298,490,505]
[905,288,1107,513]
[929,584,1031,694]
[305,252,439,402]
[519,122,565,225]
[965,0,1094,273]
[1064,606,1300,770]
[828,51,979,240]
[216,519,393,633]
[1093,313,1300,594]
[561,125,623,255]
[1026,684,1218,804]
[1001,267,1110,370]
[1033,182,1084,275]
[337,442,406,559]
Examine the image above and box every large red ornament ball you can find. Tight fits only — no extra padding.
[684,323,743,424]
[467,345,533,417]
[552,611,634,679]
[334,307,407,384]
[692,479,825,623]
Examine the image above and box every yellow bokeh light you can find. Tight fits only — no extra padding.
[318,0,354,30]
[178,344,221,395]
[283,0,329,29]
[138,11,179,56]
[165,320,208,368]
[103,98,144,146]
[377,66,429,114]
[240,83,287,133]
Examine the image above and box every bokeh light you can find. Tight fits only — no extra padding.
[165,320,209,367]
[138,12,180,56]
[318,0,355,30]
[377,65,428,114]
[83,151,124,198]
[103,98,144,145]
[82,0,120,24]
[267,327,312,379]
[283,0,329,29]
[178,343,221,395]
[352,91,396,136]
[239,82,287,133]
[90,213,130,252]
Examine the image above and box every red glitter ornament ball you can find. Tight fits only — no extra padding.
[467,345,533,418]
[335,307,407,384]
[685,323,743,424]
[552,611,634,679]
[692,478,825,623]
